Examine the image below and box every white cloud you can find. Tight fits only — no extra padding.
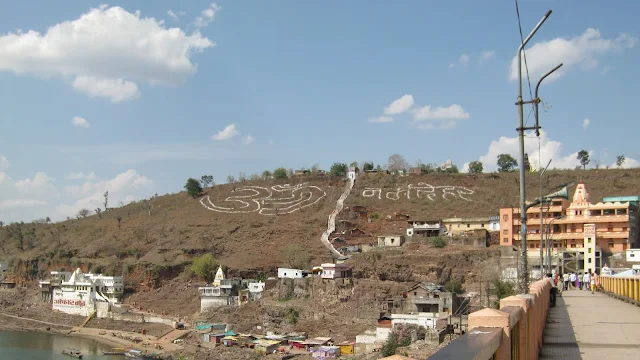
[613,157,640,169]
[473,130,589,172]
[167,10,179,22]
[65,172,97,181]
[509,28,637,82]
[57,169,152,219]
[195,3,221,28]
[412,104,470,121]
[459,54,470,67]
[72,76,140,103]
[211,123,239,141]
[0,199,48,210]
[383,94,414,115]
[0,155,9,170]
[0,5,214,101]
[242,134,255,145]
[448,63,455,69]
[15,172,56,193]
[480,50,495,61]
[583,118,590,130]
[601,65,614,75]
[72,116,90,128]
[368,116,394,123]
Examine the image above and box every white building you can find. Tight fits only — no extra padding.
[626,249,640,262]
[391,313,438,329]
[46,268,124,316]
[321,263,351,279]
[347,166,357,180]
[377,235,405,247]
[278,268,305,279]
[488,216,501,232]
[406,220,446,237]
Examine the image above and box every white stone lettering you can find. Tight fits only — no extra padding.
[200,183,326,215]
[361,183,474,202]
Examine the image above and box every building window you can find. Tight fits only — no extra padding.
[481,224,485,228]
[588,248,592,253]
[571,244,576,248]
[503,238,509,243]
[503,214,508,221]
[623,227,628,232]
[503,229,508,235]
[588,238,592,243]
[467,224,470,228]
[414,292,417,296]
[588,258,592,264]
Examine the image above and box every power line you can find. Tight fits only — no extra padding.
[514,0,535,128]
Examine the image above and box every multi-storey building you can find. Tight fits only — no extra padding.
[39,268,124,316]
[499,182,640,274]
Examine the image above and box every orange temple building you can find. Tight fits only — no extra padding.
[499,181,640,274]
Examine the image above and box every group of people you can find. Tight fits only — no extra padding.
[554,271,599,293]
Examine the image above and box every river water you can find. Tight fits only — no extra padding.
[0,331,122,359]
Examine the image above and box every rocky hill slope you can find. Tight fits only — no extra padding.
[1,168,639,280]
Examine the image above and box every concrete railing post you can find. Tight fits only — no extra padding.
[501,295,532,359]
[468,308,512,360]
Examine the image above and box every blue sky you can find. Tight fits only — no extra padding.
[0,0,638,222]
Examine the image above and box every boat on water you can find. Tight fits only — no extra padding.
[62,348,84,358]
[124,349,161,359]
[103,347,125,355]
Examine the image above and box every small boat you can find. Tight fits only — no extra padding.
[103,351,125,355]
[62,348,84,358]
[124,349,161,359]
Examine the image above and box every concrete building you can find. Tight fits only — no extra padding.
[442,217,496,235]
[406,220,445,237]
[39,268,124,316]
[277,268,305,279]
[377,235,405,247]
[347,166,357,180]
[391,313,438,329]
[198,279,240,312]
[489,216,501,232]
[499,182,640,274]
[321,263,352,279]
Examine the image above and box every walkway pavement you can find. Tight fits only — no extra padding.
[540,289,640,360]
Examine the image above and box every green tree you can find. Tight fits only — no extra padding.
[184,178,203,198]
[468,161,483,173]
[577,150,590,170]
[617,154,626,168]
[273,167,288,179]
[380,333,398,356]
[444,280,464,294]
[491,279,515,308]
[262,170,272,180]
[200,175,214,187]
[363,162,374,171]
[329,163,348,177]
[283,244,312,269]
[429,236,448,248]
[497,154,518,173]
[191,254,217,282]
[443,164,459,174]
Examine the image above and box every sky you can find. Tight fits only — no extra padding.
[0,0,638,222]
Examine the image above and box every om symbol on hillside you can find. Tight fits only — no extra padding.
[362,183,474,202]
[200,183,327,215]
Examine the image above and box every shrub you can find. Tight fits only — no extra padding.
[285,308,299,324]
[191,254,217,282]
[444,280,464,294]
[381,333,398,356]
[491,279,515,308]
[184,178,203,198]
[429,236,448,248]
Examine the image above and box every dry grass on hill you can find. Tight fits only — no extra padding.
[0,168,639,276]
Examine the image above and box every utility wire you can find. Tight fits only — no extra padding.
[514,0,535,128]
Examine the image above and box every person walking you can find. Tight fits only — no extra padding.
[591,272,598,294]
[569,272,577,290]
[583,272,591,291]
[577,272,583,290]
[563,272,569,290]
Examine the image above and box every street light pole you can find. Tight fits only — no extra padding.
[516,9,552,294]
[539,159,552,279]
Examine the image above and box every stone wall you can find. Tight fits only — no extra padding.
[276,276,354,301]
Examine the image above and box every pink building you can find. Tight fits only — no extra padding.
[321,263,352,279]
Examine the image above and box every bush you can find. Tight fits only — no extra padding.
[184,178,203,198]
[491,279,515,308]
[285,308,299,324]
[191,254,217,282]
[444,280,464,294]
[273,167,288,179]
[381,333,398,356]
[92,265,104,274]
[429,236,448,248]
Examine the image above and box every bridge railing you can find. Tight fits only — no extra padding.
[429,278,553,360]
[600,275,640,304]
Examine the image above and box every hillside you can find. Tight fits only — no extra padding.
[1,168,640,279]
